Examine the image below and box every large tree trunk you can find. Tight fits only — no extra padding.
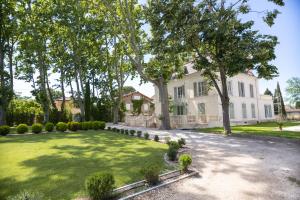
[0,40,6,125]
[60,67,66,112]
[113,100,120,124]
[219,68,231,135]
[8,41,14,92]
[158,78,171,130]
[75,72,85,120]
[46,72,57,109]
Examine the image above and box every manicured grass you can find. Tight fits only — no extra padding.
[198,121,300,139]
[0,130,168,199]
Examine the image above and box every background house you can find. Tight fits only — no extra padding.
[54,97,81,121]
[122,91,156,127]
[153,64,275,129]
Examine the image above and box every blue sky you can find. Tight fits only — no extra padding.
[15,0,300,100]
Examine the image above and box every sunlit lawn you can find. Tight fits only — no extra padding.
[0,131,168,199]
[198,121,300,139]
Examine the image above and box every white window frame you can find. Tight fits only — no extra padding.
[229,102,235,119]
[174,85,185,99]
[194,81,208,97]
[251,103,256,118]
[143,103,149,111]
[238,82,245,97]
[126,103,131,111]
[250,84,254,98]
[242,103,247,119]
[264,105,273,118]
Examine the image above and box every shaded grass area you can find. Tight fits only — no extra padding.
[198,121,300,139]
[0,131,168,199]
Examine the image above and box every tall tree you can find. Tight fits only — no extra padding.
[274,82,286,118]
[264,88,273,96]
[104,0,184,129]
[285,77,300,107]
[152,0,284,134]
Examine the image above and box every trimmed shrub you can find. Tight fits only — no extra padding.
[112,127,117,132]
[144,132,149,140]
[178,138,186,148]
[68,122,80,131]
[17,124,28,134]
[140,164,161,185]
[125,130,129,135]
[167,146,178,161]
[81,122,91,130]
[116,128,120,133]
[107,126,111,131]
[168,141,180,150]
[45,122,54,132]
[154,135,159,142]
[179,154,192,172]
[56,122,67,132]
[0,125,10,136]
[85,172,115,200]
[99,121,106,130]
[137,131,142,137]
[129,130,135,136]
[7,190,44,200]
[32,123,43,134]
[120,129,125,134]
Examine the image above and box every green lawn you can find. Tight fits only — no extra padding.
[0,131,168,199]
[198,121,300,139]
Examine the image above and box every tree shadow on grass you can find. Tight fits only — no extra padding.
[0,133,167,200]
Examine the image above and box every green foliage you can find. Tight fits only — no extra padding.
[56,122,67,132]
[7,190,44,200]
[140,164,161,185]
[129,130,135,136]
[112,127,117,132]
[167,146,178,161]
[144,132,149,140]
[285,77,300,106]
[274,82,286,118]
[154,135,159,142]
[137,131,142,137]
[85,172,115,200]
[0,125,10,136]
[132,99,144,115]
[125,130,129,135]
[82,122,92,130]
[32,123,43,134]
[107,127,111,131]
[120,129,125,134]
[168,141,180,150]
[92,121,105,130]
[45,122,54,132]
[6,99,43,126]
[296,102,300,109]
[277,121,283,131]
[68,122,80,131]
[178,138,186,148]
[264,88,273,96]
[16,124,28,134]
[179,154,192,172]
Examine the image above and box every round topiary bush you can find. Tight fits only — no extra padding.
[107,127,111,131]
[144,132,149,140]
[179,154,192,172]
[68,122,80,131]
[120,129,125,134]
[91,121,101,130]
[125,130,129,135]
[45,122,54,132]
[178,138,186,148]
[17,124,29,134]
[137,131,142,137]
[56,122,67,132]
[81,122,90,130]
[0,125,10,136]
[167,146,178,161]
[32,123,43,134]
[140,163,161,185]
[85,172,115,200]
[129,130,135,136]
[154,135,159,142]
[168,141,180,150]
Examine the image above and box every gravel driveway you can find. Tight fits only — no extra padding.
[108,124,300,200]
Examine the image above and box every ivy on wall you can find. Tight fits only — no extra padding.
[132,99,144,115]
